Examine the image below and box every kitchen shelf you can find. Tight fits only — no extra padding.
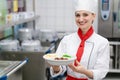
[109,41,120,69]
[109,41,120,45]
[0,15,40,40]
[0,15,40,31]
[109,69,120,73]
[0,35,13,40]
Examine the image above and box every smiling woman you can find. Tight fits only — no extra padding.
[48,0,110,80]
[75,11,96,34]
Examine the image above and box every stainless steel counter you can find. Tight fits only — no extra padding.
[0,59,27,80]
[0,51,47,80]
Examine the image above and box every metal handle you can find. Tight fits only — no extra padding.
[45,44,55,54]
[7,58,28,76]
[0,58,28,80]
[113,12,117,22]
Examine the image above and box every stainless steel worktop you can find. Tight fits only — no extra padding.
[0,50,47,80]
[0,59,27,80]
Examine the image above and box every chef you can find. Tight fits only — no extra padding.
[50,0,110,80]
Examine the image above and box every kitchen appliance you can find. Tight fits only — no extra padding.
[98,0,120,38]
[98,1,120,77]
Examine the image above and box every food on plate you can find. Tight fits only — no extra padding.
[62,54,72,58]
[43,53,76,65]
[54,57,68,60]
[44,53,57,59]
[54,54,72,60]
[44,53,72,60]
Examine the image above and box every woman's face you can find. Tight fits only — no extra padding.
[75,10,96,34]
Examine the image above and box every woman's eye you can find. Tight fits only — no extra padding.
[75,13,89,17]
[83,13,88,17]
[75,14,80,17]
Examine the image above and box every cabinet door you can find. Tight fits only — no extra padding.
[113,0,120,37]
[98,0,113,38]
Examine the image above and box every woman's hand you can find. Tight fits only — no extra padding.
[52,65,60,73]
[68,60,86,74]
[46,61,60,73]
[68,60,93,79]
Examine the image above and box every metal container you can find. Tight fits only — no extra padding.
[0,40,19,51]
[21,40,41,52]
[39,29,58,43]
[18,28,33,41]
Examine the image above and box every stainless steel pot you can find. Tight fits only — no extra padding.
[21,40,41,52]
[0,40,19,51]
[18,28,33,41]
[39,29,58,42]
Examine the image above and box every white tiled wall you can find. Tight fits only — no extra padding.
[26,0,34,11]
[34,0,98,32]
[34,0,77,32]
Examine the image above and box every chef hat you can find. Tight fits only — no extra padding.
[74,0,97,14]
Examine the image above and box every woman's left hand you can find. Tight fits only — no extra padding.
[68,60,86,74]
[68,60,93,78]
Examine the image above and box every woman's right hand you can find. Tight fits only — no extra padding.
[52,65,60,73]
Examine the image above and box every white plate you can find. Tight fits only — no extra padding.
[43,53,76,65]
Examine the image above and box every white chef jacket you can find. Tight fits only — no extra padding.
[50,31,110,80]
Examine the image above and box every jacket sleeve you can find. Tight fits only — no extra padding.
[50,37,67,78]
[50,66,67,78]
[90,40,110,80]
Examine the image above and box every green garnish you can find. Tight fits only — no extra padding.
[62,54,71,58]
